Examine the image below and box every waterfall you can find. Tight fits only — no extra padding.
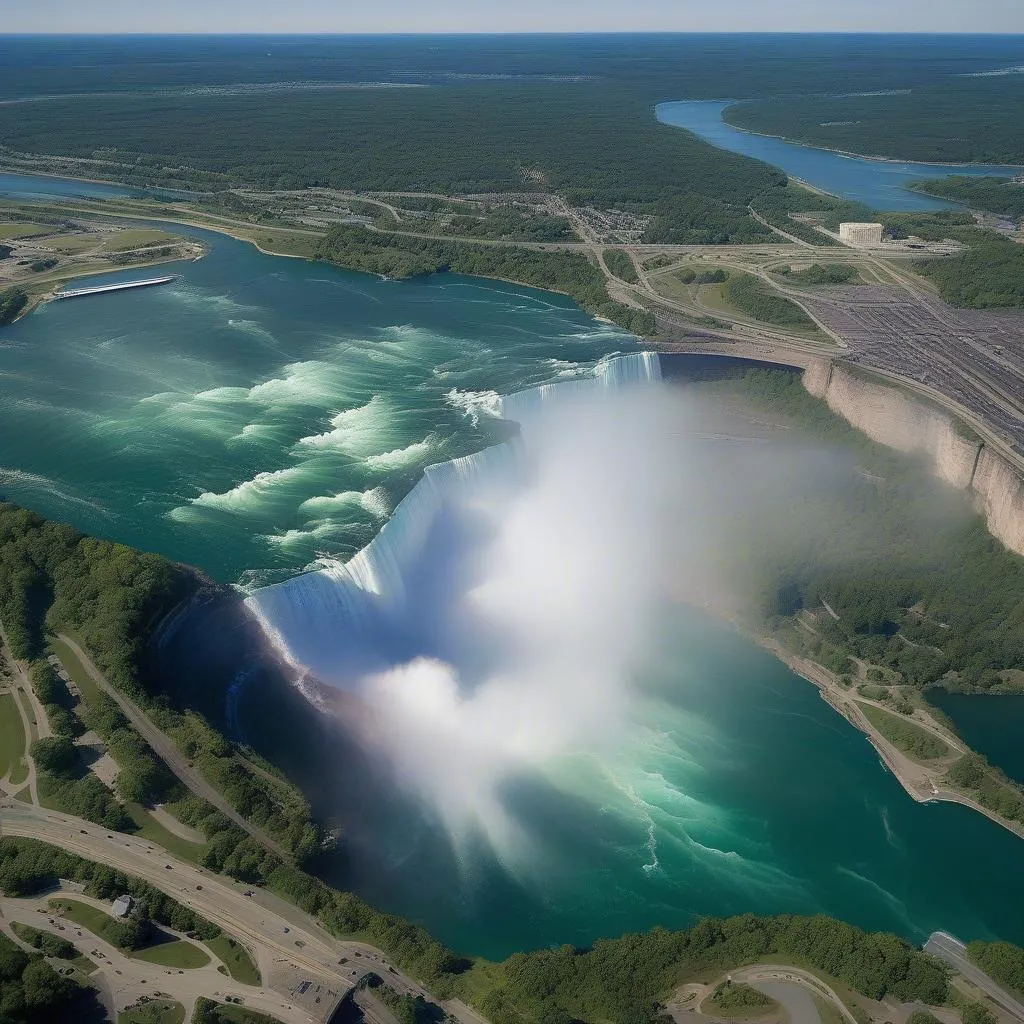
[245,351,662,687]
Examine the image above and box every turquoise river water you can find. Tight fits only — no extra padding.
[1,172,1023,957]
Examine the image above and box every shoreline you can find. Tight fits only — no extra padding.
[9,248,207,322]
[751,631,1024,843]
[715,108,1024,171]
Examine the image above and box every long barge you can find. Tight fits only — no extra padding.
[55,275,177,300]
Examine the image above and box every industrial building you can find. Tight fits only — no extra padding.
[839,222,884,245]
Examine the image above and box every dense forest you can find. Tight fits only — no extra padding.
[724,75,1024,164]
[912,177,1024,223]
[315,225,656,334]
[913,237,1024,308]
[0,932,79,1023]
[967,940,1024,999]
[0,286,27,326]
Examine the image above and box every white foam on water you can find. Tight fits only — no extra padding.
[364,436,438,472]
[445,388,503,427]
[185,465,311,515]
[293,395,395,455]
[299,486,392,520]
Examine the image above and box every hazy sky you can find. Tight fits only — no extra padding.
[5,0,1023,34]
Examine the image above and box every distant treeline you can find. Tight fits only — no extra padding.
[724,76,1024,164]
[315,225,656,335]
[912,177,1024,223]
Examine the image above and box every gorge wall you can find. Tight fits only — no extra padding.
[803,359,1024,555]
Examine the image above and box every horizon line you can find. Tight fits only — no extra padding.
[2,30,1024,37]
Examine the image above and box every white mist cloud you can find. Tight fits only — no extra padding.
[351,389,686,860]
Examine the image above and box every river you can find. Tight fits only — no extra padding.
[655,100,1022,211]
[2,171,1024,958]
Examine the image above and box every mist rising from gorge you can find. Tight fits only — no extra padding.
[250,370,971,874]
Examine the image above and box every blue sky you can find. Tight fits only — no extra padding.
[4,0,1023,34]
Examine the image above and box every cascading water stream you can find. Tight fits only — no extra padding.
[245,351,662,689]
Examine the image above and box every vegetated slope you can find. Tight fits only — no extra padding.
[0,835,962,1024]
[724,75,1024,164]
[0,502,323,861]
[913,236,1024,308]
[912,176,1024,222]
[700,370,1024,693]
[315,225,656,334]
[967,939,1024,999]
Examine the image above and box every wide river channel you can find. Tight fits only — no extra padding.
[656,100,1022,211]
[1,171,1023,957]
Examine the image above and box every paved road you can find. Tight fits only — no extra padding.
[0,890,315,1024]
[925,933,1024,1022]
[750,981,821,1024]
[732,965,859,1024]
[55,634,287,860]
[0,799,486,1024]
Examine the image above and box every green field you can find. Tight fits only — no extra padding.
[0,222,48,239]
[194,999,283,1024]
[205,935,261,985]
[131,937,211,969]
[0,691,26,778]
[50,637,103,704]
[49,898,209,968]
[50,898,128,946]
[100,228,177,252]
[13,689,37,739]
[858,703,949,761]
[118,999,186,1024]
[126,804,207,864]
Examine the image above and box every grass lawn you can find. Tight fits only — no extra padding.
[50,234,100,254]
[13,785,31,802]
[0,691,26,778]
[8,757,28,786]
[205,935,260,985]
[100,228,176,251]
[13,689,37,740]
[118,999,186,1024]
[200,1001,284,1024]
[50,637,103,704]
[126,804,206,864]
[49,898,127,947]
[858,702,949,760]
[813,993,848,1024]
[50,899,210,969]
[0,222,48,239]
[131,937,210,969]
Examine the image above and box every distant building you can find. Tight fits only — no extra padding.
[839,222,884,245]
[111,895,135,918]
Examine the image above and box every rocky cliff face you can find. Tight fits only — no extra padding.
[972,448,1024,555]
[803,359,1024,555]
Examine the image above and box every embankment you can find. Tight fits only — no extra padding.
[803,359,1024,555]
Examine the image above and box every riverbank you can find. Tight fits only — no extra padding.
[717,110,1024,171]
[756,632,1024,843]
